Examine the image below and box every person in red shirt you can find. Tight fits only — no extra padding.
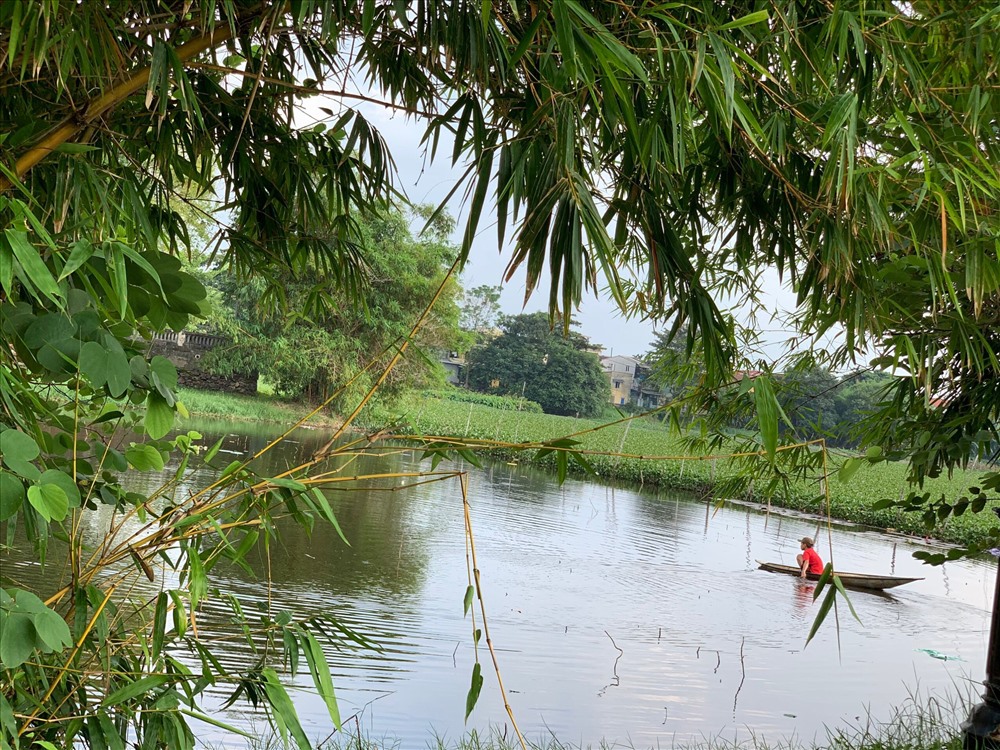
[797,537,824,577]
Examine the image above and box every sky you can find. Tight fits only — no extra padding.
[298,88,816,365]
[346,99,662,357]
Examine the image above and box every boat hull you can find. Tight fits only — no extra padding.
[756,561,922,590]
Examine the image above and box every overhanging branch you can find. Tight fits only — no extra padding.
[0,5,278,194]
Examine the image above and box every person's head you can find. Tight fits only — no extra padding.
[799,536,814,549]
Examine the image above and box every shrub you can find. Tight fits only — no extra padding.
[422,388,544,413]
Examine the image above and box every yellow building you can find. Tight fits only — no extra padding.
[601,355,641,406]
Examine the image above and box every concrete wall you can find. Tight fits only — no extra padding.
[602,355,640,405]
[147,331,258,396]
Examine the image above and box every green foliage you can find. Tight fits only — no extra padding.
[0,589,73,669]
[375,396,1000,548]
[467,313,609,417]
[176,388,339,426]
[4,0,1000,744]
[644,325,705,399]
[202,210,464,406]
[422,388,544,413]
[459,284,502,345]
[832,372,894,445]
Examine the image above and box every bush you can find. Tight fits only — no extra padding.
[421,388,544,413]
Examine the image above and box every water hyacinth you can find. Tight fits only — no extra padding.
[365,394,999,550]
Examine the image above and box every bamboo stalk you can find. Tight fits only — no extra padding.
[0,4,277,193]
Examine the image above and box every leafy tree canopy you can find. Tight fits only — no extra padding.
[460,284,503,344]
[467,313,608,417]
[3,0,1000,746]
[202,208,464,403]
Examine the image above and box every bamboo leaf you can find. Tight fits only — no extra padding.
[179,709,254,739]
[805,581,838,647]
[310,488,350,546]
[152,592,168,660]
[102,675,171,707]
[105,243,129,319]
[0,236,11,295]
[464,662,484,721]
[262,668,311,750]
[718,10,769,30]
[300,631,342,731]
[831,575,862,625]
[753,375,779,462]
[187,546,206,610]
[203,437,224,464]
[58,239,95,281]
[463,584,474,616]
[5,229,62,304]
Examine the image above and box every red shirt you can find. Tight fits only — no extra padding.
[802,547,824,575]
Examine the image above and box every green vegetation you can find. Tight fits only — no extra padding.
[371,396,994,547]
[467,313,609,417]
[318,689,964,750]
[3,2,1000,749]
[202,208,465,406]
[460,285,503,346]
[178,388,339,427]
[422,387,544,414]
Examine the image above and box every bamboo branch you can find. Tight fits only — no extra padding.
[0,5,276,194]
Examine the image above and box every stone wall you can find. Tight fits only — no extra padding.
[147,331,258,396]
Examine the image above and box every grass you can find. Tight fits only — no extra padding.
[178,387,339,427]
[363,393,997,548]
[174,387,997,546]
[283,689,967,750]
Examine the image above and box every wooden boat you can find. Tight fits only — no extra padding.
[756,560,923,591]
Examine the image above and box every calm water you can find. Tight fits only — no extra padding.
[6,419,996,747]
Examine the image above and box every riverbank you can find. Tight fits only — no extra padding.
[174,387,996,547]
[309,689,966,750]
[178,388,339,427]
[364,393,997,547]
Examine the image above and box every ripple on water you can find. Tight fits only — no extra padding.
[4,424,993,747]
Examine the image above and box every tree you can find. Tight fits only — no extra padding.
[831,372,893,446]
[774,365,841,441]
[203,209,464,404]
[4,2,1000,747]
[467,313,608,417]
[644,326,707,394]
[460,284,503,343]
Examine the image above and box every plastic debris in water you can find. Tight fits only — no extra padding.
[916,648,963,661]
[989,548,1000,558]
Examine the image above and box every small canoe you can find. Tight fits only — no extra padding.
[756,561,923,591]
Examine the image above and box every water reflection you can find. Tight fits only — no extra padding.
[2,417,994,748]
[792,581,815,616]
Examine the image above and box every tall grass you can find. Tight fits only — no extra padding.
[364,393,995,547]
[312,690,966,749]
[178,387,339,427]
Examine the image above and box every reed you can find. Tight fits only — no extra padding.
[364,394,995,548]
[315,689,966,749]
[235,685,969,749]
[177,387,340,427]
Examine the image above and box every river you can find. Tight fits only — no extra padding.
[5,418,995,748]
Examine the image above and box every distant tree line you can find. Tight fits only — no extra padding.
[644,329,893,448]
[199,209,466,406]
[466,313,609,417]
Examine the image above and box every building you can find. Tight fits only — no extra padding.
[601,355,640,405]
[601,355,674,408]
[439,352,465,385]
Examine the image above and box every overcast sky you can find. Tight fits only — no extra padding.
[299,91,815,364]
